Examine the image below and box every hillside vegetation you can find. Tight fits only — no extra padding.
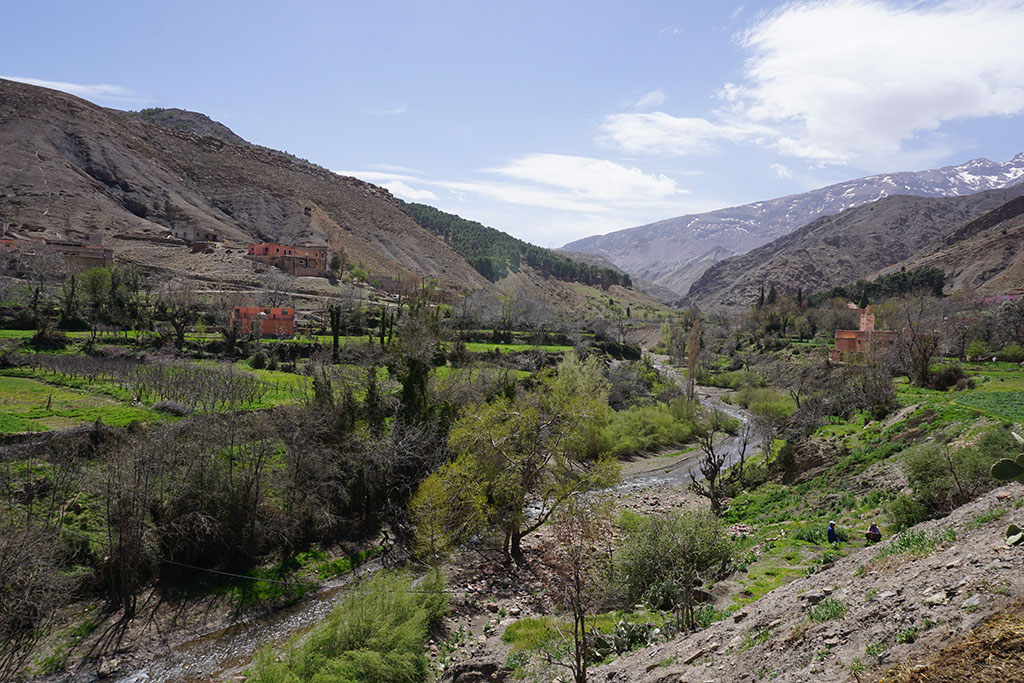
[401,201,631,288]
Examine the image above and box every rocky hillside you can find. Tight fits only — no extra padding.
[563,155,1024,296]
[600,484,1024,683]
[876,195,1024,295]
[685,185,1024,310]
[0,77,489,292]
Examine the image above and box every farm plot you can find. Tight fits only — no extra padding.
[0,375,164,432]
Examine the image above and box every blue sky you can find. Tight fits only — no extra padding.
[4,0,1024,246]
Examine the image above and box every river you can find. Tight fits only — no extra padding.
[116,384,755,682]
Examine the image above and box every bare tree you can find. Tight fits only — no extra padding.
[537,495,614,683]
[154,279,200,349]
[690,409,736,515]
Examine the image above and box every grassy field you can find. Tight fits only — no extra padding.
[0,375,165,432]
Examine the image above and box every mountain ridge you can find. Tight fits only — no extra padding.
[684,185,1024,310]
[563,154,1024,295]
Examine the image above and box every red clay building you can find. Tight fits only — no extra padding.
[230,306,295,338]
[832,305,899,361]
[247,242,330,277]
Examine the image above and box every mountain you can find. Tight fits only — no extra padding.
[685,185,1024,310]
[0,77,489,292]
[399,202,631,289]
[563,155,1024,296]
[875,194,1024,296]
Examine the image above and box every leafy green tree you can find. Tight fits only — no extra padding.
[617,509,732,631]
[411,352,617,564]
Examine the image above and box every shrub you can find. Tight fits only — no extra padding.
[248,570,447,682]
[901,433,1004,520]
[999,342,1024,362]
[601,403,694,457]
[249,350,268,369]
[616,510,731,630]
[886,493,930,530]
[809,598,849,623]
[928,365,968,392]
[966,340,989,359]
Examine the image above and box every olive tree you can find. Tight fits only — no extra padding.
[410,352,618,564]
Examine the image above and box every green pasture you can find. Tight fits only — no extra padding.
[0,375,164,432]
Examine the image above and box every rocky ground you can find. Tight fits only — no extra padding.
[437,482,1024,683]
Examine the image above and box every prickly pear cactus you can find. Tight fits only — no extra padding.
[991,453,1024,484]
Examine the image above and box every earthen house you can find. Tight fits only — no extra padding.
[230,306,295,338]
[831,305,899,361]
[247,242,330,277]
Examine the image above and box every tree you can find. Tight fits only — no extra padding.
[689,409,736,515]
[537,495,614,683]
[617,510,732,632]
[411,352,617,564]
[685,315,702,401]
[154,280,200,349]
[895,297,941,387]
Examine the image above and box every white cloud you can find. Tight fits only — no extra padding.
[733,0,1024,163]
[633,88,667,110]
[659,25,682,37]
[770,163,792,179]
[382,180,437,202]
[487,153,684,204]
[336,155,709,244]
[1,75,151,105]
[598,111,774,156]
[600,1,1024,166]
[365,105,407,115]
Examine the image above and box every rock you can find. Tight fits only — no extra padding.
[97,658,119,678]
[802,590,827,605]
[962,594,982,608]
[824,637,842,646]
[996,491,1012,501]
[486,603,499,613]
[922,592,947,606]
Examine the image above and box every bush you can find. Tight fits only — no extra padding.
[999,342,1024,363]
[616,510,732,616]
[249,350,268,369]
[602,403,695,457]
[900,433,1004,520]
[928,365,969,392]
[886,493,930,530]
[966,340,989,359]
[248,570,447,682]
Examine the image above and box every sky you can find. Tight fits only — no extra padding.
[4,0,1024,247]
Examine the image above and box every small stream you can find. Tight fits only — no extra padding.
[117,560,382,682]
[117,384,755,682]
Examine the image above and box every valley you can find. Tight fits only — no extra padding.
[1,75,1023,683]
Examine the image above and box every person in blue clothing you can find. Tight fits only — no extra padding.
[827,520,840,544]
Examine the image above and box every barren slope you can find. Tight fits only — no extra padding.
[686,186,1024,310]
[0,78,489,292]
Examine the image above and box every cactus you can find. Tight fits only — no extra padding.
[1006,524,1024,546]
[991,453,1024,484]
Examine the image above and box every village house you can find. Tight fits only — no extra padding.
[831,304,899,361]
[1,235,114,271]
[229,306,295,338]
[247,242,330,277]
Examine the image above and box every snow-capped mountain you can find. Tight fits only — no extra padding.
[562,153,1024,296]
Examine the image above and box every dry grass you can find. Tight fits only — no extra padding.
[878,604,1024,682]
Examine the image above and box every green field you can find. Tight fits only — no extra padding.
[0,375,165,432]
